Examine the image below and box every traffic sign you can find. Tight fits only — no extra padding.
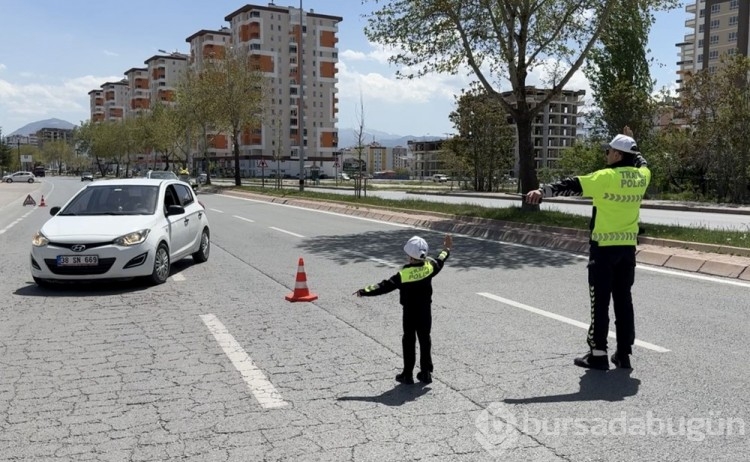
[258,160,268,168]
[333,161,340,167]
[23,194,37,206]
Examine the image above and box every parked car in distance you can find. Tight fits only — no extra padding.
[432,174,450,183]
[337,172,351,181]
[3,171,35,183]
[33,167,46,177]
[145,170,179,180]
[81,172,94,181]
[30,178,210,287]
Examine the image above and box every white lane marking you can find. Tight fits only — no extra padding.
[210,208,224,213]
[269,226,305,238]
[217,193,750,288]
[636,264,750,288]
[171,273,186,282]
[219,194,412,227]
[233,215,255,223]
[200,314,288,409]
[477,292,670,353]
[0,206,41,235]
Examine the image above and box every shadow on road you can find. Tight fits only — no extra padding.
[503,369,640,403]
[297,227,581,271]
[337,383,431,406]
[13,259,196,297]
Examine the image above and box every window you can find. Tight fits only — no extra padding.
[710,34,719,45]
[710,19,720,29]
[174,184,194,206]
[697,53,703,62]
[730,0,739,10]
[711,3,720,13]
[730,15,738,26]
[699,8,705,17]
[698,39,704,47]
[699,24,705,33]
[729,31,738,42]
[709,50,719,60]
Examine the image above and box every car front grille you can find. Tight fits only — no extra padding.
[44,258,117,275]
[48,241,112,250]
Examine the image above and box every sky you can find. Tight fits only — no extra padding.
[0,0,685,138]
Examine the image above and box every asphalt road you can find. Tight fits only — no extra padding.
[0,177,748,461]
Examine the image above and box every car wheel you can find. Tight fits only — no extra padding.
[33,277,53,289]
[192,228,210,263]
[5,178,11,183]
[28,178,34,183]
[149,243,170,284]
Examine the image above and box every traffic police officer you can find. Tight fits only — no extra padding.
[526,127,650,370]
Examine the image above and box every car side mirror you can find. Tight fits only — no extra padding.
[166,205,185,216]
[50,206,61,216]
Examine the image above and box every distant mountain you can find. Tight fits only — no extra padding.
[9,118,76,136]
[337,127,446,149]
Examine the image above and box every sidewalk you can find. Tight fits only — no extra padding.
[216,188,750,282]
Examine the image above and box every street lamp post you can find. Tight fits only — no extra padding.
[298,0,305,192]
[17,140,21,171]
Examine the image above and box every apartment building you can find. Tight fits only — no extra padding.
[124,67,150,118]
[365,142,388,173]
[408,139,447,179]
[100,80,129,122]
[185,28,234,168]
[502,87,585,171]
[88,90,105,123]
[144,53,188,108]
[36,127,74,148]
[223,3,342,178]
[392,145,410,171]
[676,0,750,91]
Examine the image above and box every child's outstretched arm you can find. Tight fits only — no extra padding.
[353,274,401,297]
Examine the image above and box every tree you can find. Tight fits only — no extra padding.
[447,85,516,192]
[0,128,13,173]
[678,55,750,203]
[200,48,268,186]
[41,140,75,175]
[353,92,367,198]
[364,0,677,209]
[584,0,656,143]
[176,67,218,184]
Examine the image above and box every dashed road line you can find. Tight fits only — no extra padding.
[210,208,224,213]
[269,226,304,238]
[200,314,288,409]
[233,215,255,223]
[171,273,186,281]
[477,292,670,353]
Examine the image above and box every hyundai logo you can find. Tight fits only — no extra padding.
[71,245,87,252]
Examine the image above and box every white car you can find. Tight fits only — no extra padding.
[30,179,210,287]
[3,171,35,183]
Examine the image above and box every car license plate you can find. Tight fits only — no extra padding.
[57,255,99,266]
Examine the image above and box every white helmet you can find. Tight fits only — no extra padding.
[404,236,428,260]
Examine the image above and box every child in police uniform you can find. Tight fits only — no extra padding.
[354,234,452,384]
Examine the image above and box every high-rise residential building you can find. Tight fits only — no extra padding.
[392,146,409,171]
[408,139,447,179]
[185,28,234,169]
[677,0,749,92]
[365,142,387,173]
[100,80,129,122]
[89,89,105,123]
[144,53,188,108]
[124,67,150,118]
[36,127,74,148]
[223,3,342,178]
[502,87,585,171]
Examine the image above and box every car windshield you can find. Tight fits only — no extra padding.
[82,172,92,176]
[148,171,178,179]
[58,185,159,216]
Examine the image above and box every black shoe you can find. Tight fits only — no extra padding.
[395,373,414,384]
[416,371,432,384]
[611,351,632,369]
[574,352,609,370]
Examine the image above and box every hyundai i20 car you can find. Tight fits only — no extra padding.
[30,179,210,287]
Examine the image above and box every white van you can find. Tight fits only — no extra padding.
[432,174,449,183]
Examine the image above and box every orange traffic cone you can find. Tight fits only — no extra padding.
[285,257,318,302]
[39,195,46,207]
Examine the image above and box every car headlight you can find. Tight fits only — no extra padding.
[32,231,49,247]
[114,229,151,246]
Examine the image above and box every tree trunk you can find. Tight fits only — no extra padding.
[516,114,539,212]
[233,130,242,186]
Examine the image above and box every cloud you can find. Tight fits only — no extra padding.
[340,42,402,65]
[0,64,6,72]
[0,74,121,125]
[103,50,119,57]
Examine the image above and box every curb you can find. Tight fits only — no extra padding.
[215,188,750,281]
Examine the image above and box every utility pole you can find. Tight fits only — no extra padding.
[298,0,305,191]
[17,140,21,170]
